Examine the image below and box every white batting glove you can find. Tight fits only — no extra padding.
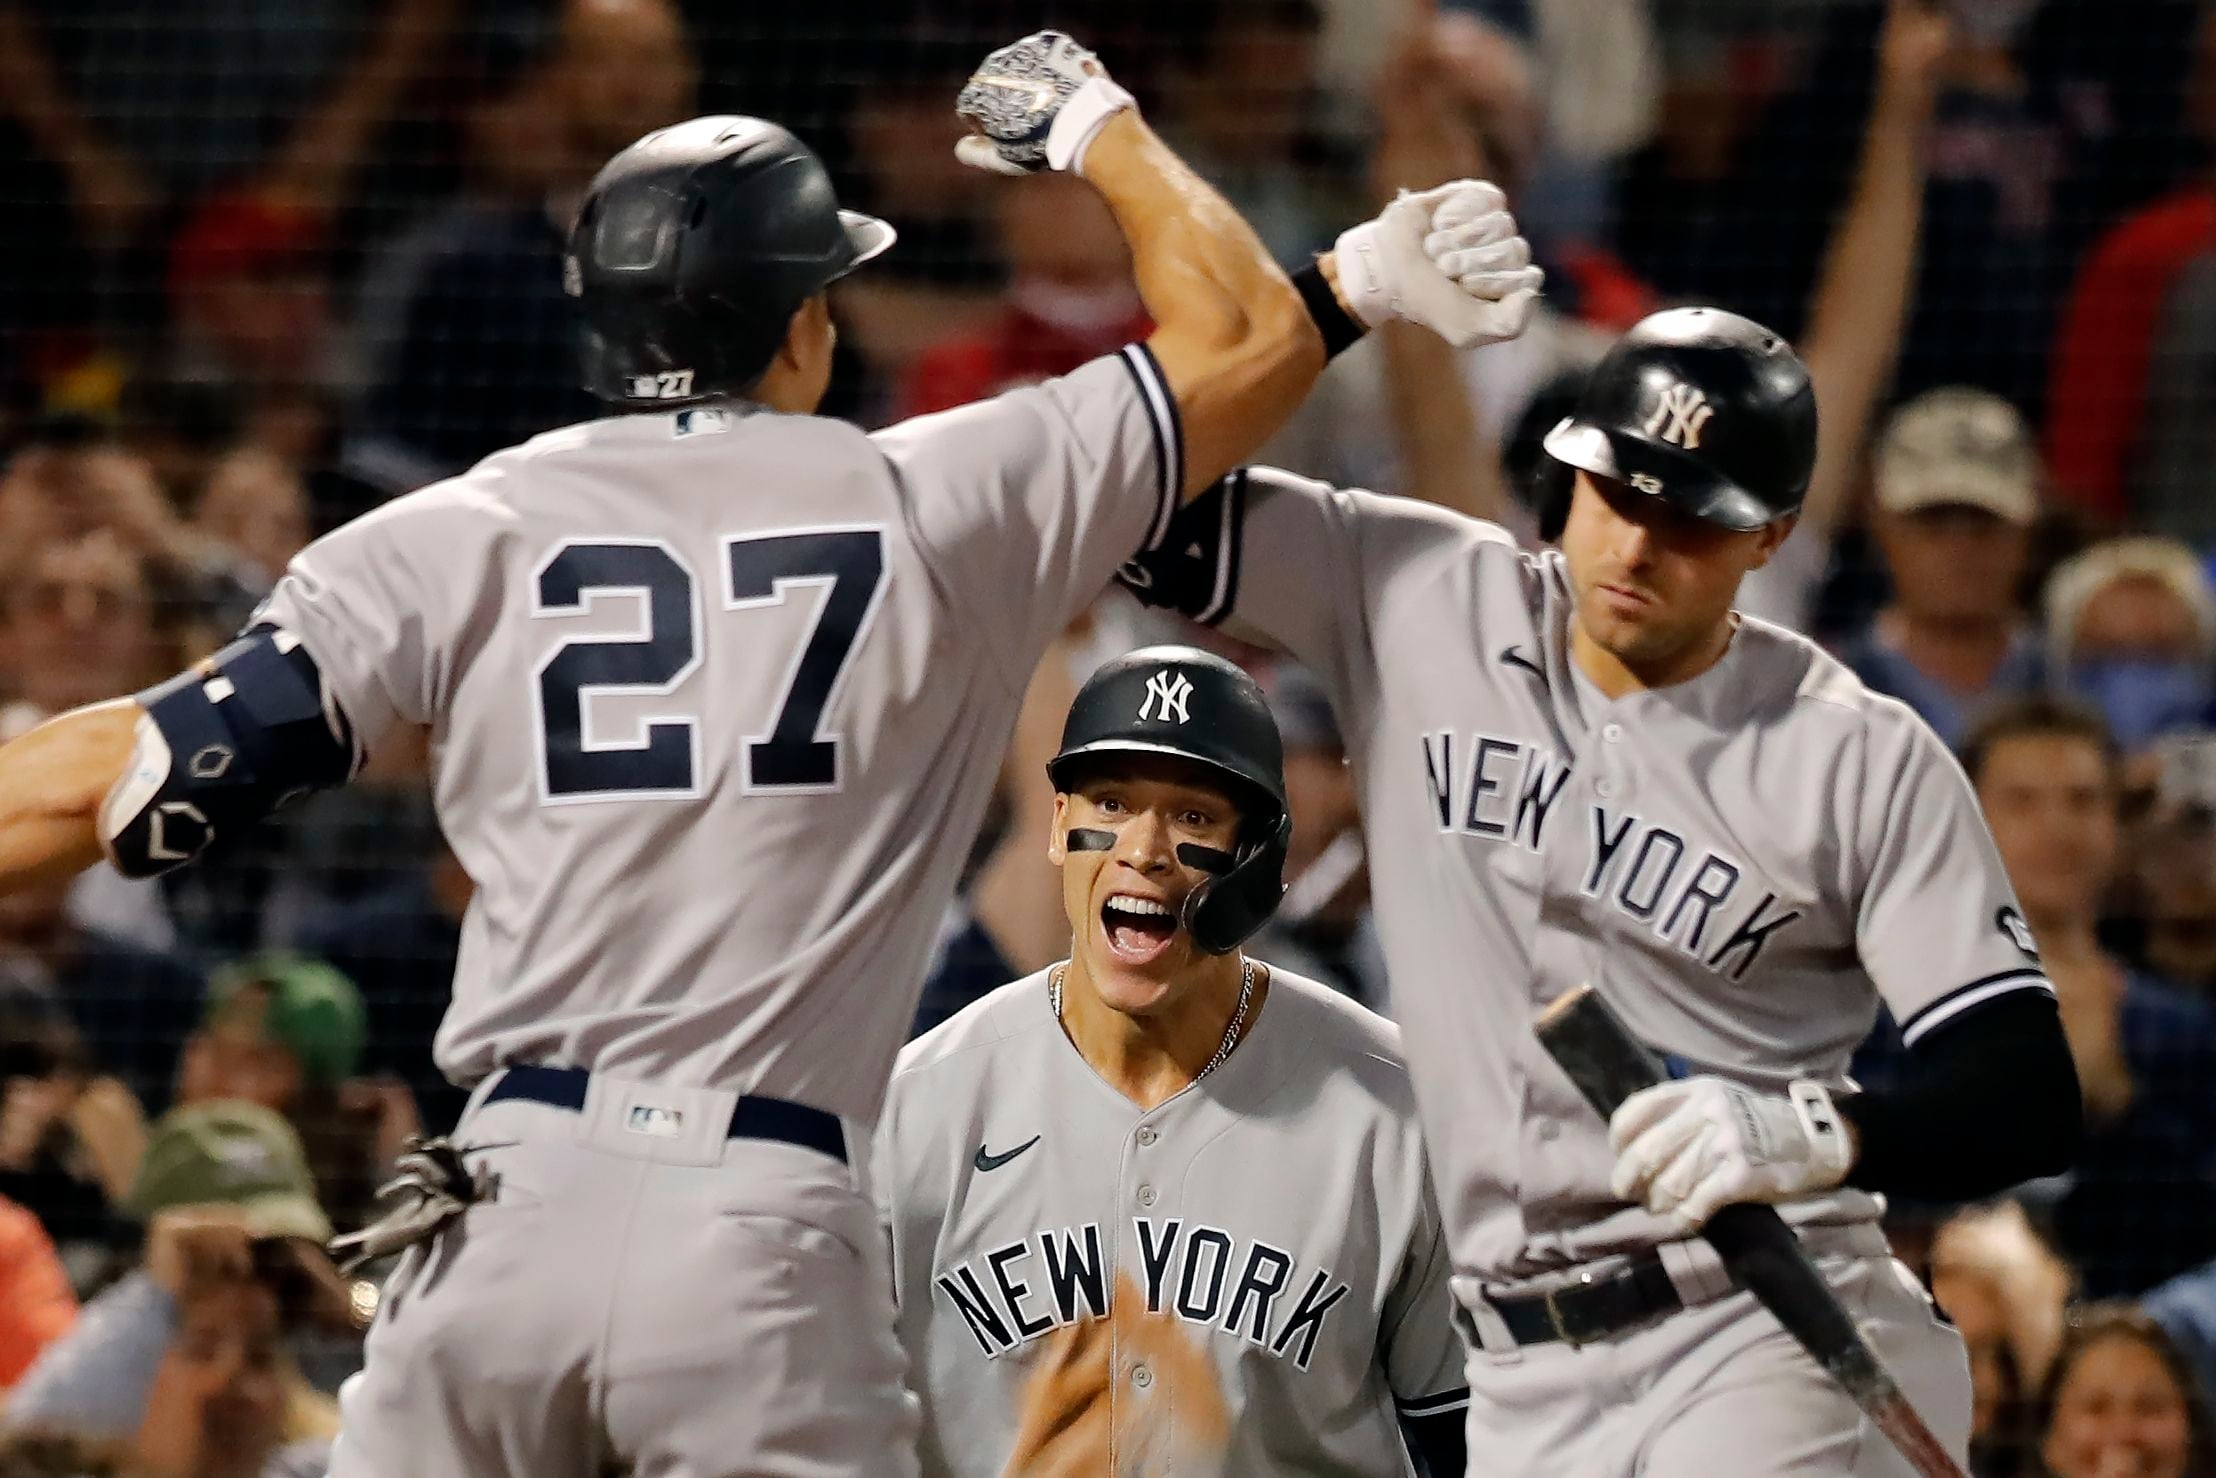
[1332,180,1542,350]
[955,31,1134,177]
[1607,1077,1853,1233]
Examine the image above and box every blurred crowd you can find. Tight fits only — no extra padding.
[1,0,2216,1473]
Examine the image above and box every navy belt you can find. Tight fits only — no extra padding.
[482,1065,847,1165]
[1485,1252,1687,1347]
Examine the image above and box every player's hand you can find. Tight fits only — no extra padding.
[1332,181,1541,350]
[1607,1076,1854,1232]
[955,31,1134,177]
[1875,0,1952,111]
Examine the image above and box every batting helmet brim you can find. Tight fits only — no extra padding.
[833,210,898,281]
[1542,418,1782,534]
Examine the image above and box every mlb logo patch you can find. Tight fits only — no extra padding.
[627,1104,684,1138]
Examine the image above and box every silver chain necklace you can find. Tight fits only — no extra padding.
[1050,956,1256,1085]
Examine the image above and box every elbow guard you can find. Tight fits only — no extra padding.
[97,626,358,878]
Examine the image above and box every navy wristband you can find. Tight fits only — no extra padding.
[1292,259,1366,359]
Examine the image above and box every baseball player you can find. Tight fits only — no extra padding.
[876,645,1467,1477]
[1119,307,2085,1475]
[0,29,1537,1478]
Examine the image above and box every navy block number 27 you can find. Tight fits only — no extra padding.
[534,530,885,799]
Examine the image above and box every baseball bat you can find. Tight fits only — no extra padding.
[1533,985,1966,1478]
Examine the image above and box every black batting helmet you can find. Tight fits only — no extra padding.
[1047,646,1290,955]
[1539,306,1816,533]
[564,116,895,408]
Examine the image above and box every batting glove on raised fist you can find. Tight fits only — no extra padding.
[956,31,1134,177]
[1333,180,1542,350]
[1607,1077,1854,1234]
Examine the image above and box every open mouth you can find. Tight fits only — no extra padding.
[1101,892,1179,965]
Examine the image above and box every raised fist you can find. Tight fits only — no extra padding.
[954,31,1133,177]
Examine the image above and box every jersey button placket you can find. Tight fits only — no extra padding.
[1136,1126,1158,1147]
[1137,1184,1157,1208]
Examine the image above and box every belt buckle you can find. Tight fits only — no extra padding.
[1543,1269,1600,1348]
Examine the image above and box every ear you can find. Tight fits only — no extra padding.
[1747,512,1799,571]
[1047,792,1070,866]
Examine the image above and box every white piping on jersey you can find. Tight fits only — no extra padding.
[1898,968,2053,1047]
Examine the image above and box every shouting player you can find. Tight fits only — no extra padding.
[1121,304,2083,1475]
[876,646,1466,1476]
[0,30,1536,1478]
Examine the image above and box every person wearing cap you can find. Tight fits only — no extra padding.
[2043,537,2216,756]
[875,646,1466,1477]
[5,1102,343,1478]
[172,955,417,1235]
[1843,387,2048,747]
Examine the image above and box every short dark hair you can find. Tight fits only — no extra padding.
[1958,695,2120,791]
[2032,1305,2216,1471]
[0,1430,152,1478]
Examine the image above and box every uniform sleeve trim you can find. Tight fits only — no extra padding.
[1898,968,2054,1048]
[1194,467,1248,626]
[1119,343,1181,551]
[1396,1386,1470,1417]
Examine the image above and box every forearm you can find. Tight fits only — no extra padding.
[0,700,137,889]
[1839,992,2083,1201]
[1082,113,1321,495]
[1799,81,1932,531]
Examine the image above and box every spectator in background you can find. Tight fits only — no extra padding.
[896,173,1149,419]
[163,198,340,448]
[188,449,310,600]
[0,988,142,1262]
[1723,0,2202,420]
[2127,795,2216,999]
[0,874,203,1131]
[2045,538,2216,756]
[0,1193,76,1390]
[345,0,695,495]
[289,841,470,1135]
[1960,699,2216,1297]
[1244,665,1385,1007]
[7,1105,344,1478]
[828,31,1003,389]
[1159,0,1348,267]
[1844,388,2045,747]
[1929,1202,2074,1476]
[2044,5,2216,545]
[171,958,413,1235]
[2034,1307,2216,1478]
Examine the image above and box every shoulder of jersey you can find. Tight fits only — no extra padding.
[1730,614,1930,735]
[1243,464,1525,553]
[891,971,1059,1085]
[1256,966,1418,1099]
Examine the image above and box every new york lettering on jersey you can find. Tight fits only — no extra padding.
[877,970,1465,1477]
[933,1216,1352,1369]
[1118,464,2051,1282]
[1419,730,1805,981]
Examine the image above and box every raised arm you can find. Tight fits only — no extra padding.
[954,31,1538,500]
[1795,0,1948,536]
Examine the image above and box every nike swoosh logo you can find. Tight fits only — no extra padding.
[1500,645,1543,677]
[973,1135,1041,1172]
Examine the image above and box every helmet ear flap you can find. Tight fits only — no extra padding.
[1180,811,1292,956]
[1535,455,1573,544]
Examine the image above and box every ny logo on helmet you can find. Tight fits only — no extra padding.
[1139,670,1194,725]
[1644,383,1715,450]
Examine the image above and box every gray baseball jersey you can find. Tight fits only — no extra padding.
[1121,466,2053,1286]
[252,346,1183,1123]
[874,965,1466,1476]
